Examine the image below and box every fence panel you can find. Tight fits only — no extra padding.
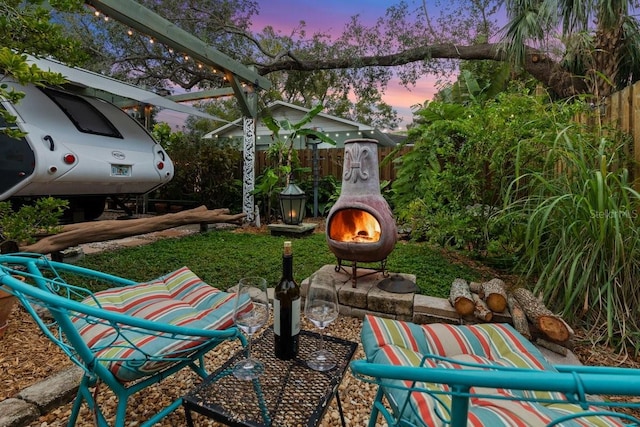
[255,146,411,182]
[573,80,640,185]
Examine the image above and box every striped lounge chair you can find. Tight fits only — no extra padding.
[0,253,248,427]
[351,314,640,427]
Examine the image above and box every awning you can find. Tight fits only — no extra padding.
[26,54,224,121]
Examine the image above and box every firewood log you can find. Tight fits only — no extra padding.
[472,293,493,322]
[535,338,568,356]
[507,294,531,339]
[449,278,475,316]
[468,281,485,298]
[512,288,573,343]
[483,278,508,313]
[21,206,246,254]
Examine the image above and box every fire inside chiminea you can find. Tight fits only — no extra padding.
[326,138,397,286]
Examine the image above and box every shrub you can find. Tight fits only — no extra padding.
[392,86,582,255]
[503,127,640,351]
[153,124,243,212]
[0,197,67,248]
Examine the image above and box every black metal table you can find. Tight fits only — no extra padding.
[183,327,358,427]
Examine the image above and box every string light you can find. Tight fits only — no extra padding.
[89,8,235,82]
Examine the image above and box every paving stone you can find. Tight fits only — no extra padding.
[351,308,396,320]
[413,295,458,318]
[17,366,83,414]
[337,282,370,309]
[413,312,461,325]
[337,304,352,317]
[367,287,413,316]
[0,398,39,427]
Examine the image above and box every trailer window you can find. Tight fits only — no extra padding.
[0,106,35,195]
[41,88,123,138]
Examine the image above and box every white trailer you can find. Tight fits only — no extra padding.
[0,80,174,220]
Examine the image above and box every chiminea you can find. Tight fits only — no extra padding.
[326,139,397,286]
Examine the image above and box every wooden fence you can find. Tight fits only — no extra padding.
[255,146,412,182]
[574,80,640,179]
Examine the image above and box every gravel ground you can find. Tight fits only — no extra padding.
[25,316,382,427]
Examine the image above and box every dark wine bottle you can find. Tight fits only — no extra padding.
[274,240,300,360]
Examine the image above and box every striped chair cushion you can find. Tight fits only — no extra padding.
[361,315,625,427]
[72,267,240,382]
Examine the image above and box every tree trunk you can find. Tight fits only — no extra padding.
[483,278,508,313]
[20,206,246,254]
[449,278,475,316]
[512,288,572,343]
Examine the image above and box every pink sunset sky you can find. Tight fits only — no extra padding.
[251,0,439,129]
[160,1,442,129]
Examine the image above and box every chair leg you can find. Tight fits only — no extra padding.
[68,376,93,427]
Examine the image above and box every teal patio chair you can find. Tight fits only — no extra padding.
[0,253,248,427]
[351,314,640,427]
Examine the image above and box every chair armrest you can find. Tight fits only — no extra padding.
[350,359,640,401]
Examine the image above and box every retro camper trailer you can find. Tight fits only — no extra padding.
[0,79,174,220]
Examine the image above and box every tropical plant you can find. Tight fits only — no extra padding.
[502,0,640,97]
[1,0,86,135]
[255,104,335,222]
[502,125,640,352]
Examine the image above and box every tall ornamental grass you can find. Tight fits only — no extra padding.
[505,128,640,352]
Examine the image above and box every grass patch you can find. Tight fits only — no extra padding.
[74,231,484,298]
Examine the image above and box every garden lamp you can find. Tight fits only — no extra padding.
[279,181,306,225]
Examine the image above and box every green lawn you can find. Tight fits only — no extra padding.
[74,230,485,297]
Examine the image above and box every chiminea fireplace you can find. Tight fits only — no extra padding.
[326,139,397,286]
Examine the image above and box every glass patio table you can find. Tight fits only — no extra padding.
[182,327,358,427]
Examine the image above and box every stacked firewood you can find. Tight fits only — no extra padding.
[449,278,574,355]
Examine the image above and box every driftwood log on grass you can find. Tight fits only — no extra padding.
[21,206,246,254]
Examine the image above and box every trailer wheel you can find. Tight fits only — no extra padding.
[81,196,107,220]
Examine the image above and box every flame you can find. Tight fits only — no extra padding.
[329,209,381,242]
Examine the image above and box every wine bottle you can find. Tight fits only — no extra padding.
[274,240,300,360]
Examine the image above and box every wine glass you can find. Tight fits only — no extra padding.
[304,274,339,371]
[232,277,270,380]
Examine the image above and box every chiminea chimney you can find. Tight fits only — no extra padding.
[325,139,397,286]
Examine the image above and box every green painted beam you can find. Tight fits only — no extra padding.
[85,0,271,105]
[166,88,235,102]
